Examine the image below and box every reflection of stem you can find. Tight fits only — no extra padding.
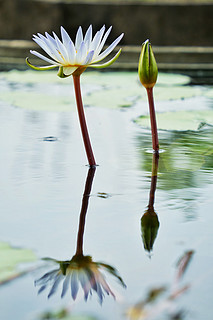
[73,75,96,167]
[141,153,160,253]
[75,167,96,255]
[146,87,159,152]
[148,152,159,209]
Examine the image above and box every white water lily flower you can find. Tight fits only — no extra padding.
[26,25,124,77]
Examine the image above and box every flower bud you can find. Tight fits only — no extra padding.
[138,39,158,89]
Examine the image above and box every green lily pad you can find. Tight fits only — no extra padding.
[0,242,36,284]
[0,70,211,111]
[1,69,66,84]
[157,72,191,86]
[136,110,213,131]
[153,85,204,101]
[0,91,75,112]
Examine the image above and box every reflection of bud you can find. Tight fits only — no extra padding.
[141,209,160,252]
[138,39,158,89]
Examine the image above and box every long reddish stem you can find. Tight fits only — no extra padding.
[73,75,96,166]
[146,87,159,152]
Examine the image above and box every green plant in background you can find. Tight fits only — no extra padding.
[138,39,159,152]
[26,25,124,166]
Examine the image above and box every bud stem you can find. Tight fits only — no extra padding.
[73,75,97,167]
[146,87,159,152]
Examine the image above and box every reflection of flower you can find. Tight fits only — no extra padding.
[35,254,126,304]
[26,25,124,77]
[35,168,126,304]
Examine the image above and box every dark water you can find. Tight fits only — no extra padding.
[0,70,213,320]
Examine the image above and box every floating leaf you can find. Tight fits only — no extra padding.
[0,242,36,284]
[0,70,210,111]
[0,91,75,112]
[136,110,213,131]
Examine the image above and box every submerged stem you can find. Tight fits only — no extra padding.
[146,87,159,152]
[73,75,96,166]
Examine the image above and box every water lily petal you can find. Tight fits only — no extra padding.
[90,25,105,53]
[75,26,83,50]
[93,33,124,63]
[83,50,94,65]
[79,270,91,301]
[94,279,105,304]
[44,32,56,45]
[32,36,54,59]
[93,26,112,59]
[89,48,122,69]
[44,33,65,63]
[76,41,87,64]
[84,25,92,50]
[53,31,69,62]
[85,268,97,291]
[38,284,47,294]
[67,40,76,63]
[34,33,58,61]
[71,270,79,300]
[29,50,60,65]
[61,273,71,298]
[60,26,72,47]
[48,273,63,298]
[97,273,115,298]
[35,269,59,286]
[63,66,78,76]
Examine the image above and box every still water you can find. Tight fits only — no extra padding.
[0,70,213,320]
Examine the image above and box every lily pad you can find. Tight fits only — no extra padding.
[0,70,211,111]
[0,242,36,284]
[157,72,191,86]
[0,91,75,112]
[136,110,213,131]
[1,69,66,85]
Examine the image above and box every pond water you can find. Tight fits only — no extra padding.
[0,70,213,320]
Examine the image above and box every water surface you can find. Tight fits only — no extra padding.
[0,70,213,320]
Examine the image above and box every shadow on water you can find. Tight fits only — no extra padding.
[34,167,126,304]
